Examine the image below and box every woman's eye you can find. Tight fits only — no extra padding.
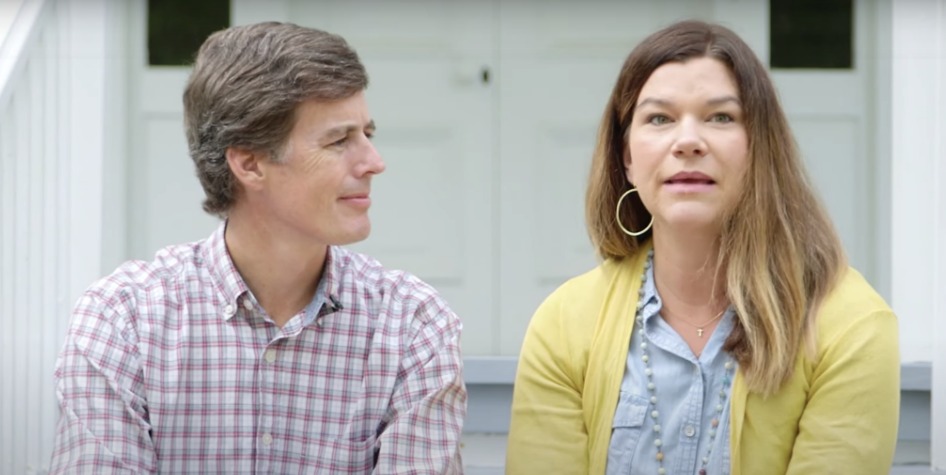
[709,113,735,123]
[647,114,671,125]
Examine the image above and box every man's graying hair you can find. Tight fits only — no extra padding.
[183,22,368,217]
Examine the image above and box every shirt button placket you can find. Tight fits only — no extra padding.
[259,346,277,457]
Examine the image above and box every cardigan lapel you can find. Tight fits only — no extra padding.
[586,244,651,475]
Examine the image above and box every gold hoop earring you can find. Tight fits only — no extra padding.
[615,188,653,237]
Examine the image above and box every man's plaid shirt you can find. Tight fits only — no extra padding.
[50,223,466,474]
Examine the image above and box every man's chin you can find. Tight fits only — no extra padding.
[333,226,371,246]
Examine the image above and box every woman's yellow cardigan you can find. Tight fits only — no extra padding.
[506,246,900,475]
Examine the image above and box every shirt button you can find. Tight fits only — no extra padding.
[262,433,273,446]
[684,425,696,437]
[264,349,277,363]
[242,298,253,311]
[223,304,235,316]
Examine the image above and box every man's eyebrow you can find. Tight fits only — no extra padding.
[323,120,376,138]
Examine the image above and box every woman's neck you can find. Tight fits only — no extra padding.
[651,227,727,314]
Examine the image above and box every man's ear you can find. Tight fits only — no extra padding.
[226,147,265,191]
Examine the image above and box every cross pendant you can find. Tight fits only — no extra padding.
[697,328,704,337]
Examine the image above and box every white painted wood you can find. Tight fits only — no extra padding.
[892,0,941,365]
[0,0,23,46]
[0,0,40,107]
[0,77,17,475]
[0,4,36,473]
[125,0,219,260]
[711,0,769,64]
[231,0,288,25]
[934,3,946,466]
[873,0,894,308]
[100,0,130,274]
[65,0,106,322]
[1,0,112,472]
[0,2,57,473]
[891,0,945,467]
[39,9,61,469]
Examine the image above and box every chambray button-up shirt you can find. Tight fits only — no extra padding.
[606,262,735,475]
[50,222,466,474]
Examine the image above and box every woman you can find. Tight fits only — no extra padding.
[506,20,899,475]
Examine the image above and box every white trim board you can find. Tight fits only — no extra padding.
[465,357,932,390]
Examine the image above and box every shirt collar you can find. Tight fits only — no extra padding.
[203,221,249,320]
[638,252,736,347]
[322,246,343,312]
[638,256,662,327]
[202,221,348,322]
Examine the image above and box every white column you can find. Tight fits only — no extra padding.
[933,0,946,465]
[891,0,946,467]
[64,0,106,311]
[0,0,24,46]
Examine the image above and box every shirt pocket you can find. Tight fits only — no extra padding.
[606,391,650,475]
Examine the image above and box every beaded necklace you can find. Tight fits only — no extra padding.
[636,250,734,475]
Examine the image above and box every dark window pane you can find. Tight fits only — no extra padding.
[770,0,853,69]
[148,0,230,66]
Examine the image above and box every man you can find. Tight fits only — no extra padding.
[50,22,466,474]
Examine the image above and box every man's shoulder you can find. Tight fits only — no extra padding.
[83,239,205,310]
[333,247,453,323]
[334,247,439,294]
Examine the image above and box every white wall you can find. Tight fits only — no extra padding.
[891,0,943,366]
[890,0,946,467]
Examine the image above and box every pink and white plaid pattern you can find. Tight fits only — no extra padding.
[50,223,466,474]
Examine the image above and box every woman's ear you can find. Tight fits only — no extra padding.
[623,147,634,185]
